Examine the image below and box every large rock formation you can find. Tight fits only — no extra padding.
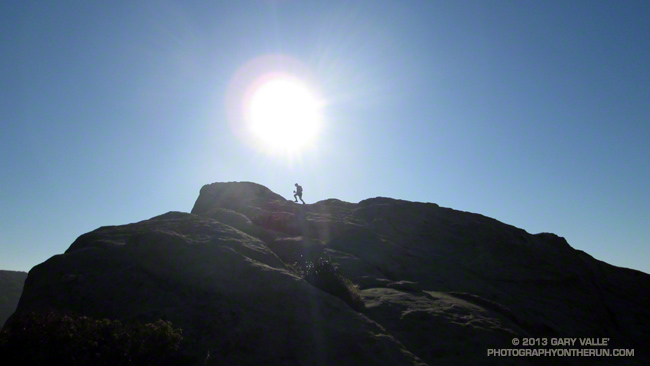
[7,182,649,365]
[0,270,27,327]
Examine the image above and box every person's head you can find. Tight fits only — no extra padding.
[295,183,298,186]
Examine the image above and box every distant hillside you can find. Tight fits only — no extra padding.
[4,182,649,365]
[0,270,27,327]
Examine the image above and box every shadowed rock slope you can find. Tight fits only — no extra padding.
[0,270,27,327]
[8,181,649,365]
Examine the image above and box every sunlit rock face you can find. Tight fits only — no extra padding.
[0,270,27,327]
[10,181,650,365]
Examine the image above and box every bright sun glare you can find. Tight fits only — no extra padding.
[247,75,322,153]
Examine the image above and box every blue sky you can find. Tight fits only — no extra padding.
[1,0,648,274]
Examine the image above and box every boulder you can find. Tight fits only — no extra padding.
[7,182,649,365]
[12,211,423,365]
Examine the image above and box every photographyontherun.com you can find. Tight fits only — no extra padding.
[488,338,634,358]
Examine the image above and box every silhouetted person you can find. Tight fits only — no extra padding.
[293,183,305,204]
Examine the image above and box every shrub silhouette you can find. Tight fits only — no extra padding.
[0,311,186,366]
[294,257,365,312]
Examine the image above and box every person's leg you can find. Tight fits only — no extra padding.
[299,195,305,204]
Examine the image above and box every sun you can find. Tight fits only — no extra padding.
[246,75,323,153]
